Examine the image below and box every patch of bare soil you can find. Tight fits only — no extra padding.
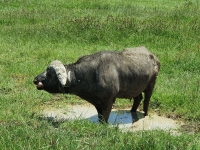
[43,104,183,133]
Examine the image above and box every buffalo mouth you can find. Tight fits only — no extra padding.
[34,80,44,90]
[37,82,44,90]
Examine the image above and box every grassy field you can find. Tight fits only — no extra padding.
[1,0,200,149]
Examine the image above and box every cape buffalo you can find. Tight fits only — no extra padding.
[33,46,160,123]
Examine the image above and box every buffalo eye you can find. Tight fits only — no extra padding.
[46,71,51,78]
[47,74,51,78]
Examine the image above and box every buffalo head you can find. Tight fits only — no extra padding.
[33,60,71,93]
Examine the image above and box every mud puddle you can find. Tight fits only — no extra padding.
[43,104,182,133]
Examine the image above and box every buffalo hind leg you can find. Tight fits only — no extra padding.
[130,93,143,112]
[143,79,156,116]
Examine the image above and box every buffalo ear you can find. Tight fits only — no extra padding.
[49,60,67,86]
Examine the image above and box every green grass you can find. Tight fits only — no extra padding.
[1,0,200,149]
[2,119,200,149]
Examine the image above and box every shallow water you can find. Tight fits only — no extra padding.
[43,104,181,132]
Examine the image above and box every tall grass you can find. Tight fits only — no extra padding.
[1,0,200,149]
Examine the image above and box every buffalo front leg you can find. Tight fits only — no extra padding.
[130,93,143,112]
[95,106,104,123]
[95,98,114,123]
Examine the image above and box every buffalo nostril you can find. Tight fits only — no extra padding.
[33,79,38,84]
